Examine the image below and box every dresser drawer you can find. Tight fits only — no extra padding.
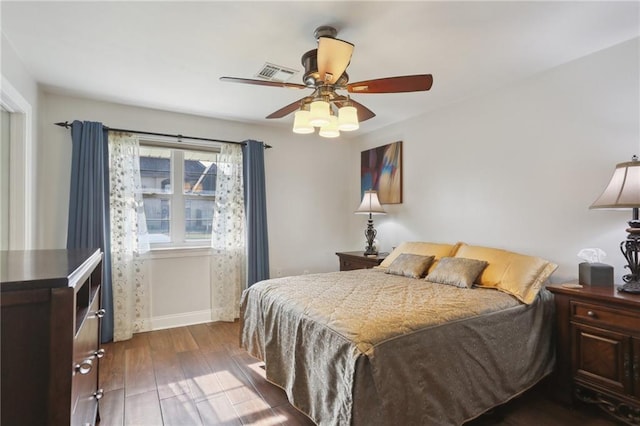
[336,252,386,271]
[571,322,632,395]
[340,258,372,271]
[71,288,102,426]
[571,301,640,332]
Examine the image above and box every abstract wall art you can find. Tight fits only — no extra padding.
[360,141,402,204]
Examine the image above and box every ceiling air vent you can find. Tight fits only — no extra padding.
[255,63,298,82]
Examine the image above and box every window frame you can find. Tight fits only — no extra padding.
[139,138,219,250]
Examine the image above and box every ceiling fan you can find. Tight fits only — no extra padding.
[220,25,433,137]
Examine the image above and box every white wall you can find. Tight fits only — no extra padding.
[349,38,640,284]
[1,34,38,114]
[39,92,351,327]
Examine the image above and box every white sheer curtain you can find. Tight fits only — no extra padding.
[210,143,246,321]
[109,132,150,341]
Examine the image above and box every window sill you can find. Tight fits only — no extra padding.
[142,245,213,260]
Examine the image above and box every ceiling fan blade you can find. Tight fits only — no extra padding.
[220,76,306,90]
[317,37,354,85]
[266,97,308,119]
[347,74,433,94]
[334,98,376,122]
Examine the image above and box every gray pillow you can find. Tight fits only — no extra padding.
[425,257,488,288]
[386,253,435,279]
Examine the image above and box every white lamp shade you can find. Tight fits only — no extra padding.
[338,105,359,131]
[292,110,314,134]
[319,115,340,138]
[591,160,640,208]
[355,190,386,214]
[309,100,331,127]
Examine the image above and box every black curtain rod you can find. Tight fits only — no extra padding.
[54,121,272,149]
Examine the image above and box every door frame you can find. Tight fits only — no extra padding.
[1,75,34,249]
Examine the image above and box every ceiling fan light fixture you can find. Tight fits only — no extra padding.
[221,26,433,135]
[319,115,340,138]
[338,105,359,131]
[309,99,331,127]
[292,110,314,134]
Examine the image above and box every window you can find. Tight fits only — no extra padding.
[140,144,218,247]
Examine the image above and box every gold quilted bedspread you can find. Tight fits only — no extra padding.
[240,268,554,426]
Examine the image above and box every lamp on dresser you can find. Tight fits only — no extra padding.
[590,155,640,293]
[355,190,386,256]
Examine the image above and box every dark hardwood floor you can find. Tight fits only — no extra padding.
[98,321,619,426]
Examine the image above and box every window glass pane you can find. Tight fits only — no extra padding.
[185,198,214,240]
[140,146,171,193]
[143,196,171,243]
[184,150,217,195]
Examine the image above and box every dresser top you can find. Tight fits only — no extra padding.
[336,251,388,260]
[546,282,640,310]
[0,249,102,292]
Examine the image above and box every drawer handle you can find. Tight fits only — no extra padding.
[586,310,597,318]
[94,348,106,359]
[75,358,93,375]
[93,389,104,400]
[95,308,106,318]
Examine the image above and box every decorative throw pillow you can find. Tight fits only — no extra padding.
[425,257,488,288]
[454,243,558,304]
[386,253,435,279]
[378,241,462,274]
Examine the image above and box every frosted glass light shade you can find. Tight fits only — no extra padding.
[292,110,314,134]
[355,190,386,214]
[591,160,640,209]
[309,100,331,127]
[338,105,359,131]
[319,116,340,138]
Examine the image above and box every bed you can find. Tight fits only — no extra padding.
[240,242,557,425]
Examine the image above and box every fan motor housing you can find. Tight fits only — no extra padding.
[301,49,348,87]
[301,49,319,86]
[314,25,338,40]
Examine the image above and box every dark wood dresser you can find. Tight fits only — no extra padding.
[546,283,640,425]
[336,251,387,271]
[1,249,104,426]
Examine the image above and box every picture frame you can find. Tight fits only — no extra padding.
[360,141,402,204]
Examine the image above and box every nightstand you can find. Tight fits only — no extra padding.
[546,283,640,424]
[336,251,387,271]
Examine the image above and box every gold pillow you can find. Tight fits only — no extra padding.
[425,257,488,288]
[379,241,462,274]
[386,253,435,279]
[454,244,557,304]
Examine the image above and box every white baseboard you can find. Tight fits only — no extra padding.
[149,309,213,331]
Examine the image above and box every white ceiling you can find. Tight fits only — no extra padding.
[2,1,639,136]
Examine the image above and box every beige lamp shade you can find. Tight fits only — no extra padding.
[338,105,359,131]
[591,160,640,209]
[319,115,340,138]
[309,100,331,127]
[355,190,386,215]
[292,110,314,134]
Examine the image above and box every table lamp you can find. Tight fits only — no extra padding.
[590,155,640,293]
[355,190,386,255]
